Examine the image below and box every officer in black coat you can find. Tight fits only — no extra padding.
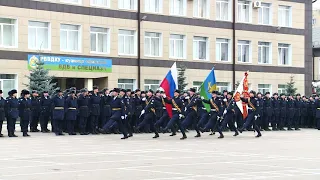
[30,90,41,132]
[301,96,308,128]
[77,89,90,135]
[52,90,65,136]
[287,95,296,130]
[39,91,52,133]
[133,89,143,131]
[263,92,272,131]
[256,92,264,130]
[0,90,5,137]
[89,86,101,134]
[100,88,112,128]
[182,88,200,137]
[65,91,78,135]
[279,94,287,131]
[154,90,170,133]
[6,89,19,137]
[125,89,135,136]
[294,94,302,130]
[19,90,32,137]
[308,96,316,128]
[272,93,280,131]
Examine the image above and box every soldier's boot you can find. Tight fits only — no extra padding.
[169,133,176,136]
[23,132,30,137]
[121,135,128,139]
[194,133,201,138]
[255,133,262,138]
[153,132,159,139]
[218,132,224,139]
[180,133,187,140]
[233,131,239,136]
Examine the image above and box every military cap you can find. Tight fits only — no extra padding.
[70,87,76,91]
[31,90,38,94]
[265,92,270,95]
[80,89,87,93]
[141,91,146,94]
[8,90,12,96]
[175,89,181,94]
[148,89,154,94]
[280,93,286,97]
[250,90,256,95]
[11,89,17,94]
[56,89,62,93]
[273,93,279,96]
[120,89,126,93]
[113,88,120,93]
[257,92,262,95]
[126,89,132,92]
[228,92,233,96]
[70,90,76,94]
[296,93,301,96]
[223,90,228,93]
[135,89,141,93]
[156,90,160,94]
[211,90,218,94]
[189,88,196,93]
[43,90,49,94]
[93,86,99,90]
[22,90,30,95]
[0,90,2,94]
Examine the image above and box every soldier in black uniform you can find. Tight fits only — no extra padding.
[182,88,200,137]
[154,90,170,134]
[301,96,308,128]
[89,86,101,134]
[19,90,32,137]
[294,94,302,130]
[133,89,143,131]
[100,88,112,129]
[6,89,19,137]
[287,95,295,130]
[65,91,78,135]
[0,90,4,137]
[78,89,90,135]
[52,90,65,136]
[39,91,52,133]
[30,90,41,132]
[263,92,272,131]
[308,96,316,128]
[279,93,287,131]
[162,90,187,140]
[272,93,280,131]
[125,89,135,136]
[256,92,264,130]
[238,90,262,138]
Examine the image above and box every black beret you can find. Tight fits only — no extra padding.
[175,89,181,94]
[296,93,301,96]
[11,89,17,94]
[120,89,126,93]
[211,90,218,94]
[135,89,141,93]
[257,92,262,95]
[56,89,62,93]
[148,89,154,94]
[141,91,146,94]
[280,93,286,96]
[23,90,30,95]
[273,93,279,96]
[8,90,12,96]
[189,88,196,93]
[31,90,38,94]
[93,86,99,90]
[228,92,233,96]
[43,90,49,93]
[156,90,160,94]
[265,92,270,95]
[250,90,256,94]
[126,89,132,92]
[113,88,120,93]
[223,90,228,93]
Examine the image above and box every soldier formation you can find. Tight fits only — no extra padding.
[0,86,319,139]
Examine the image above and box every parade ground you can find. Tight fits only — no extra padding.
[0,127,320,180]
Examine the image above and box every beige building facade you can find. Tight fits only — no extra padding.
[0,0,312,97]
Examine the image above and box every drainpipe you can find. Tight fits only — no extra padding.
[232,0,236,90]
[137,0,141,89]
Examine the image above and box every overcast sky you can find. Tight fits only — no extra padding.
[314,1,320,9]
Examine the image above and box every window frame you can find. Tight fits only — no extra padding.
[60,24,82,53]
[144,32,162,57]
[119,0,137,10]
[193,36,209,61]
[193,81,203,92]
[258,3,272,25]
[118,79,136,90]
[60,0,82,5]
[144,79,160,91]
[145,0,162,13]
[169,34,186,59]
[237,0,252,23]
[216,0,231,21]
[258,41,272,65]
[90,0,110,8]
[0,17,18,48]
[278,5,292,27]
[278,43,292,66]
[118,29,137,56]
[193,0,210,19]
[258,84,272,94]
[216,82,231,92]
[28,21,51,51]
[90,26,110,55]
[278,84,287,94]
[170,0,187,16]
[216,38,231,62]
[237,40,252,63]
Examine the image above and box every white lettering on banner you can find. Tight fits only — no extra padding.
[40,56,61,63]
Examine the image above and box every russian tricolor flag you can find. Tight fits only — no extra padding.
[160,62,178,118]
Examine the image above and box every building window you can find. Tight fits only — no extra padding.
[193,0,209,18]
[90,27,109,54]
[119,0,137,10]
[144,79,160,91]
[28,21,50,50]
[193,36,208,61]
[258,3,272,25]
[237,0,251,23]
[118,29,136,55]
[217,82,230,92]
[170,34,186,59]
[193,81,203,92]
[60,24,81,52]
[237,40,251,63]
[278,43,291,65]
[258,84,271,94]
[216,0,230,21]
[145,32,161,57]
[0,18,17,48]
[118,79,135,90]
[216,38,230,62]
[170,0,186,16]
[0,74,17,98]
[278,5,292,27]
[278,84,287,94]
[61,0,81,4]
[145,0,162,13]
[91,0,109,7]
[258,42,271,64]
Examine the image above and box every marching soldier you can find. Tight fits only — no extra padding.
[287,95,295,130]
[100,88,112,128]
[279,94,287,131]
[39,91,52,133]
[182,88,200,137]
[162,90,187,140]
[89,86,101,134]
[133,89,143,132]
[0,90,4,137]
[200,91,223,135]
[256,92,264,130]
[196,92,209,137]
[52,90,65,136]
[154,90,170,134]
[19,90,32,137]
[30,90,41,132]
[272,93,280,131]
[6,89,19,137]
[263,92,272,131]
[65,91,78,135]
[238,91,262,138]
[78,89,90,135]
[125,89,135,137]
[294,94,302,130]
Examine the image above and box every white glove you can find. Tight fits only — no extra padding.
[121,116,125,119]
[140,109,145,115]
[179,114,183,119]
[254,115,258,119]
[223,109,227,115]
[162,94,166,98]
[223,98,227,102]
[201,96,204,100]
[142,97,146,101]
[185,96,190,99]
[125,114,127,119]
[184,107,187,112]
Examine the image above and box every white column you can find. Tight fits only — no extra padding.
[85,78,93,91]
